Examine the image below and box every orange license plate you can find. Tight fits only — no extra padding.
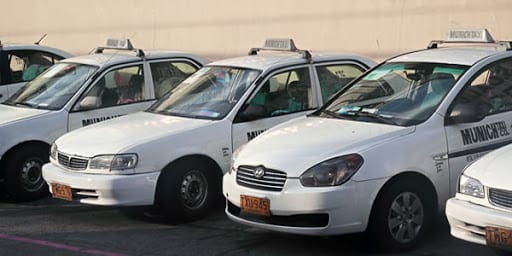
[240,195,270,216]
[51,183,72,201]
[486,226,512,249]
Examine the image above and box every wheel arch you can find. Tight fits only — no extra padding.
[154,154,223,201]
[0,140,50,179]
[368,171,439,225]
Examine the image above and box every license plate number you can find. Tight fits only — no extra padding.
[51,183,72,201]
[486,226,512,249]
[240,195,270,216]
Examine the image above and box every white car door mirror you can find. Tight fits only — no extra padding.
[79,96,100,110]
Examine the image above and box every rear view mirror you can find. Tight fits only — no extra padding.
[237,104,268,122]
[446,102,489,124]
[79,96,100,110]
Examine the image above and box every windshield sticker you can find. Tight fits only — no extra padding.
[197,110,220,118]
[82,114,123,127]
[247,129,267,141]
[460,121,510,145]
[336,105,362,114]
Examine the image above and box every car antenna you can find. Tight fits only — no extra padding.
[35,34,47,45]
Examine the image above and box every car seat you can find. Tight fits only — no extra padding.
[287,80,309,111]
[422,73,455,106]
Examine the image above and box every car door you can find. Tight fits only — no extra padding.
[0,50,64,102]
[231,65,316,151]
[444,58,512,195]
[68,62,155,130]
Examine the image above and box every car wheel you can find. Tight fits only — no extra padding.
[4,145,49,202]
[155,159,219,221]
[492,248,512,256]
[368,179,434,251]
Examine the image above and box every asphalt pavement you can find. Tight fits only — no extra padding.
[0,196,498,256]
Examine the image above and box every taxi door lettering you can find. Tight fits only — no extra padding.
[246,129,267,141]
[459,120,509,145]
[82,114,123,127]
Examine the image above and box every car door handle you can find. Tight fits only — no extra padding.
[0,94,3,98]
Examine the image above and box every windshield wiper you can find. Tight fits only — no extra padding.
[318,109,350,120]
[342,110,398,125]
[15,102,40,109]
[151,109,214,120]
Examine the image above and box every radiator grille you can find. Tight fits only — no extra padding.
[489,188,512,209]
[57,152,89,170]
[236,165,286,192]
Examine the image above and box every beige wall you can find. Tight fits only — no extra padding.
[2,0,512,61]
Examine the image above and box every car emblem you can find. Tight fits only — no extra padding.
[254,167,265,178]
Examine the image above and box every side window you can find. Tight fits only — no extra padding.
[150,61,199,98]
[249,67,312,117]
[7,51,62,83]
[316,64,365,102]
[78,64,144,110]
[452,59,512,118]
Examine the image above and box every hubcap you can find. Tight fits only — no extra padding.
[180,170,208,210]
[387,192,424,243]
[20,158,44,192]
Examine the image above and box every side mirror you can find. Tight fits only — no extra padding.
[446,102,489,124]
[238,104,268,122]
[79,96,100,110]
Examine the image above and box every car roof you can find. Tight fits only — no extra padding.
[61,50,210,68]
[1,43,74,58]
[388,46,506,66]
[209,52,376,70]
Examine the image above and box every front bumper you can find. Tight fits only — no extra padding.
[446,197,512,246]
[42,162,159,206]
[222,171,385,236]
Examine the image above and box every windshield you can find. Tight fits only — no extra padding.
[148,66,260,119]
[318,62,468,126]
[4,62,98,110]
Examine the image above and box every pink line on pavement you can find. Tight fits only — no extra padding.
[0,233,127,256]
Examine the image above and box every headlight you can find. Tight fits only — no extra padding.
[89,154,138,171]
[50,143,58,160]
[229,144,247,175]
[300,154,364,187]
[459,174,485,198]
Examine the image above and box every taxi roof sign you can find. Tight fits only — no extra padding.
[105,38,134,50]
[248,38,312,61]
[446,29,494,43]
[94,38,145,57]
[262,39,298,51]
[427,28,512,50]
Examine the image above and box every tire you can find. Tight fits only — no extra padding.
[155,159,219,221]
[367,179,435,251]
[492,248,512,256]
[4,145,49,202]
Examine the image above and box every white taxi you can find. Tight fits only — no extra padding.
[42,39,376,220]
[446,143,512,251]
[223,29,512,251]
[0,35,73,102]
[0,38,208,201]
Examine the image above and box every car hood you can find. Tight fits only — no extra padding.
[235,116,414,177]
[56,112,212,157]
[464,144,512,190]
[0,104,49,125]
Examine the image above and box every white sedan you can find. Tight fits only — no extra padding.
[446,143,512,252]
